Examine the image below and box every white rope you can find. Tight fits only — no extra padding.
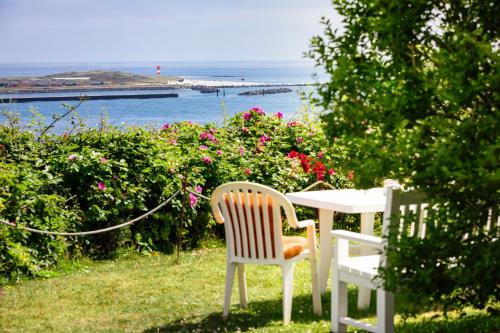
[0,189,181,236]
[1,181,330,237]
[186,188,211,201]
[300,180,335,192]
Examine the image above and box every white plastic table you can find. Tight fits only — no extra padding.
[286,188,386,309]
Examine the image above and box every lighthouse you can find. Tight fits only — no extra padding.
[156,65,161,76]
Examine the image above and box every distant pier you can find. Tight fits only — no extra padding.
[1,93,178,103]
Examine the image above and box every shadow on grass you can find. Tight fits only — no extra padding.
[144,289,499,333]
[143,289,374,332]
[143,295,314,332]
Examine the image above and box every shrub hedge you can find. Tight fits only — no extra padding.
[0,107,352,283]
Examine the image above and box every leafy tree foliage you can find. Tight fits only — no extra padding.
[309,0,499,310]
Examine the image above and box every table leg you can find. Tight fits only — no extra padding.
[357,212,375,309]
[319,209,334,294]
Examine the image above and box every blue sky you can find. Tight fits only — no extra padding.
[0,0,341,63]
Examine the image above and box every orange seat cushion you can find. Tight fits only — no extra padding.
[282,236,309,259]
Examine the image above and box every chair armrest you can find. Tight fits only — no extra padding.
[296,219,315,229]
[330,230,383,248]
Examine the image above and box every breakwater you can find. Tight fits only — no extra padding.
[238,87,293,96]
[2,93,178,103]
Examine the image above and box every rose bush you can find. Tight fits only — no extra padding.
[0,107,352,282]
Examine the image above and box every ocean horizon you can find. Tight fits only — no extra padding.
[0,61,324,133]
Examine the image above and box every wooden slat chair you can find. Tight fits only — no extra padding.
[330,187,428,333]
[211,182,322,325]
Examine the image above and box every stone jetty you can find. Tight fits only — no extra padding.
[238,87,293,96]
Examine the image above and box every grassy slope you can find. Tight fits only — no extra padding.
[0,244,498,333]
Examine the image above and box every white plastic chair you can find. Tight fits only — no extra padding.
[211,181,322,325]
[330,187,428,333]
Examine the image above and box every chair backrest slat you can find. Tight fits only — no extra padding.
[242,191,257,259]
[252,191,265,259]
[262,193,275,259]
[234,191,249,258]
[219,197,236,256]
[226,192,243,258]
[383,188,429,243]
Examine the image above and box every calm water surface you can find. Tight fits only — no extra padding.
[0,61,324,132]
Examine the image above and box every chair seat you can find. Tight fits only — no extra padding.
[338,255,380,278]
[282,236,309,259]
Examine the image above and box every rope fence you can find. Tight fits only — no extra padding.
[0,181,334,237]
[0,189,181,236]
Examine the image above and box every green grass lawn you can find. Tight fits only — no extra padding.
[0,243,498,333]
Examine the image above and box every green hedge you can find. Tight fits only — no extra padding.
[0,107,352,282]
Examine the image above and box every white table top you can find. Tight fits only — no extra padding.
[286,187,387,214]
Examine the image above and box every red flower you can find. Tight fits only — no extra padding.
[245,168,251,175]
[312,161,326,181]
[287,150,299,158]
[348,170,354,181]
[299,154,312,173]
[328,168,335,175]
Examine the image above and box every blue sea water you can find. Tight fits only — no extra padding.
[0,61,324,132]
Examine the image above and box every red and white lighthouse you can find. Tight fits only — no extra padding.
[156,65,161,76]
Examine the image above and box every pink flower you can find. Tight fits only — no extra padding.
[296,137,304,144]
[242,127,249,133]
[98,182,106,191]
[287,121,300,127]
[202,156,212,164]
[367,127,374,134]
[168,139,177,145]
[195,185,203,193]
[209,128,216,134]
[317,151,324,158]
[239,145,245,156]
[250,106,265,115]
[328,168,335,175]
[68,154,77,161]
[113,175,119,180]
[243,112,252,121]
[259,134,270,143]
[276,112,283,119]
[189,192,198,208]
[161,123,171,130]
[348,170,354,181]
[200,131,217,143]
[216,150,223,156]
[199,145,208,150]
[245,168,251,175]
[99,157,108,164]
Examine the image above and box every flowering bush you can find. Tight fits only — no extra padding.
[0,107,352,281]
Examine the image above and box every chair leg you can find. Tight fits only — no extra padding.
[309,256,322,315]
[376,289,394,333]
[331,265,347,333]
[223,262,237,317]
[282,262,296,325]
[237,263,248,308]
